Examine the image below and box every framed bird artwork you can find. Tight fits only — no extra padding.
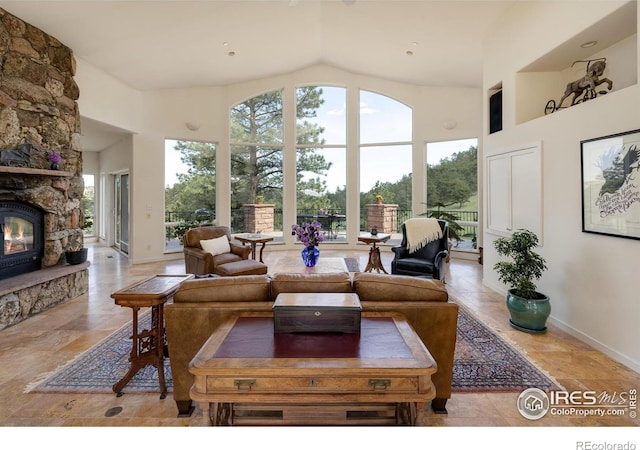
[581,129,640,240]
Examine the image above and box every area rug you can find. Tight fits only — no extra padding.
[25,311,171,395]
[25,304,562,395]
[453,304,562,392]
[343,257,360,272]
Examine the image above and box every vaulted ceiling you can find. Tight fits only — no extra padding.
[2,1,634,151]
[0,0,517,90]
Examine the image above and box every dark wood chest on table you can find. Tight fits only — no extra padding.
[272,292,362,334]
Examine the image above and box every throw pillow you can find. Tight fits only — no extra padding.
[200,236,231,256]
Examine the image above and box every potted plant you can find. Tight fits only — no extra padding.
[255,195,264,205]
[375,194,383,205]
[66,245,88,265]
[493,229,550,333]
[421,202,464,262]
[47,151,61,170]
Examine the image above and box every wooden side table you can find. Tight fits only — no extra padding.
[111,274,193,398]
[234,234,274,263]
[358,233,391,273]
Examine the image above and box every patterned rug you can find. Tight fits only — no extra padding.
[453,304,562,392]
[25,304,561,395]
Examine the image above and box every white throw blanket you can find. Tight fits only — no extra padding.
[404,218,443,253]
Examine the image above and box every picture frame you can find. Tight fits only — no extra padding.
[581,129,640,240]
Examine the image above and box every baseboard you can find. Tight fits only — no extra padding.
[547,316,640,373]
[450,249,480,262]
[481,279,640,373]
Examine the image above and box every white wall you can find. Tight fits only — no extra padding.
[483,1,640,371]
[75,59,142,133]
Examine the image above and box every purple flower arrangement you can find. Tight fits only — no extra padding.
[291,221,325,248]
[47,152,62,164]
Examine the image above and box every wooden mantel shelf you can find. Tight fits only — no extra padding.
[0,166,74,177]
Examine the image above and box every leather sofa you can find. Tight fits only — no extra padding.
[165,272,459,417]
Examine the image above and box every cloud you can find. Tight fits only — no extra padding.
[327,106,345,116]
[360,101,378,115]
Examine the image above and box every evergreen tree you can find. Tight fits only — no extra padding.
[426,145,477,208]
[229,87,330,207]
[165,141,216,215]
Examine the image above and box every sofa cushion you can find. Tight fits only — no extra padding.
[353,272,448,302]
[270,272,352,297]
[173,275,270,303]
[200,235,231,256]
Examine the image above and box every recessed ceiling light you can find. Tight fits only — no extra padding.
[222,42,229,46]
[581,40,597,48]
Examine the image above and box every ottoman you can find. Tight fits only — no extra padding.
[214,259,268,277]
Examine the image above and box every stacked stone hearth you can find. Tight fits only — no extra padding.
[0,8,88,330]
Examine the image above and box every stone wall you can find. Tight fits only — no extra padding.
[0,8,88,329]
[366,204,398,233]
[243,204,275,234]
[0,263,88,330]
[0,8,85,264]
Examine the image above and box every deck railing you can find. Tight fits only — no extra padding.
[165,207,479,249]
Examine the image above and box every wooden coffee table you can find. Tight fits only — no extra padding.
[189,312,437,426]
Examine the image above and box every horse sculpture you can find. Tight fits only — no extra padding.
[557,59,613,108]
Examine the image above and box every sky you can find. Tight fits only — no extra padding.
[83,174,94,187]
[164,88,477,192]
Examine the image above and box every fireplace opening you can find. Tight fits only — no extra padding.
[0,201,44,280]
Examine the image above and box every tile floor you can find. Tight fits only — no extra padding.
[1,243,638,434]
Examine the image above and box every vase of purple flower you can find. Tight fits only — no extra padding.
[47,151,61,170]
[291,220,325,268]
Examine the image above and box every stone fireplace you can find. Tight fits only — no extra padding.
[0,8,88,330]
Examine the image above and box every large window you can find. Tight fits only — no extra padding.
[359,90,413,234]
[425,138,478,251]
[224,87,417,245]
[164,139,216,252]
[230,90,284,236]
[296,86,347,241]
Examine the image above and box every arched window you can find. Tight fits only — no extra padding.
[223,86,415,244]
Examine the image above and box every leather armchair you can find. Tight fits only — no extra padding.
[391,219,449,282]
[183,226,250,275]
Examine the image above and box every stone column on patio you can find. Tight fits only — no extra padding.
[366,204,398,233]
[243,204,274,234]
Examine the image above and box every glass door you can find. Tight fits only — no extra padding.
[114,173,129,254]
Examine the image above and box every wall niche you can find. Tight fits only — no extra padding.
[514,1,637,124]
